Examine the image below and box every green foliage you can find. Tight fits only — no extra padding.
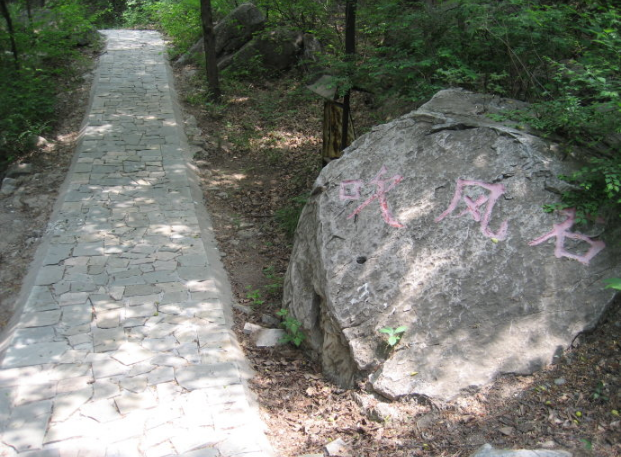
[119,0,244,55]
[158,0,201,55]
[355,1,583,101]
[345,1,621,224]
[245,287,265,306]
[121,0,157,27]
[0,71,55,160]
[137,0,202,56]
[602,278,621,291]
[0,0,97,166]
[520,8,620,223]
[262,265,283,295]
[221,52,268,81]
[275,194,308,239]
[379,326,407,347]
[276,309,306,347]
[255,0,336,33]
[542,158,621,224]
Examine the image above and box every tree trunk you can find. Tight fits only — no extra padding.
[0,0,20,68]
[200,0,221,102]
[25,0,33,24]
[341,0,356,151]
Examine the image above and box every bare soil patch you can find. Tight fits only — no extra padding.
[174,64,620,457]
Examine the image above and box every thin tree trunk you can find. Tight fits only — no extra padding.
[200,0,221,102]
[25,0,33,24]
[0,0,20,68]
[341,0,356,151]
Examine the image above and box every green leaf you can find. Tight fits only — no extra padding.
[603,278,621,291]
[394,326,408,334]
[276,309,288,317]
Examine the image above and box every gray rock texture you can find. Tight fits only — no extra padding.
[214,3,266,56]
[174,3,265,67]
[283,88,621,401]
[174,4,321,76]
[218,28,304,72]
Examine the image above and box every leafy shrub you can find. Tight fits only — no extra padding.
[519,6,620,222]
[349,1,620,222]
[120,0,239,55]
[543,157,621,225]
[121,0,158,27]
[151,0,201,56]
[0,0,97,167]
[355,1,581,101]
[0,71,55,163]
[276,309,306,347]
[255,0,335,32]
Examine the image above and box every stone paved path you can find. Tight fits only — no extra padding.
[0,30,274,457]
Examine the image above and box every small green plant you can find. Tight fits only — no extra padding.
[379,326,407,347]
[262,265,277,279]
[264,282,282,295]
[603,278,621,291]
[580,439,593,451]
[261,265,283,295]
[276,309,306,347]
[245,287,265,306]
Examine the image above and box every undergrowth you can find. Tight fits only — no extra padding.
[0,0,100,168]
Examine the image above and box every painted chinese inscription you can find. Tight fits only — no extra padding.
[435,179,509,240]
[529,208,605,265]
[340,165,404,228]
[339,172,606,265]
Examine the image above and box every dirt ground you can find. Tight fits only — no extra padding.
[0,43,618,457]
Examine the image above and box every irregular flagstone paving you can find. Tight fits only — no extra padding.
[0,30,274,457]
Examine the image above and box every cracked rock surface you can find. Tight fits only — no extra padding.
[284,88,621,401]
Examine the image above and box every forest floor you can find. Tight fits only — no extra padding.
[0,41,618,457]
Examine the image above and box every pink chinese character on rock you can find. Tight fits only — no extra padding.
[340,165,404,228]
[435,179,509,240]
[528,208,605,265]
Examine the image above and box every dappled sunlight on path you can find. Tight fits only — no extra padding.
[0,30,273,457]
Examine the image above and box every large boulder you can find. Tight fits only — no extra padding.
[175,3,265,67]
[283,89,621,401]
[214,3,266,57]
[218,28,304,72]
